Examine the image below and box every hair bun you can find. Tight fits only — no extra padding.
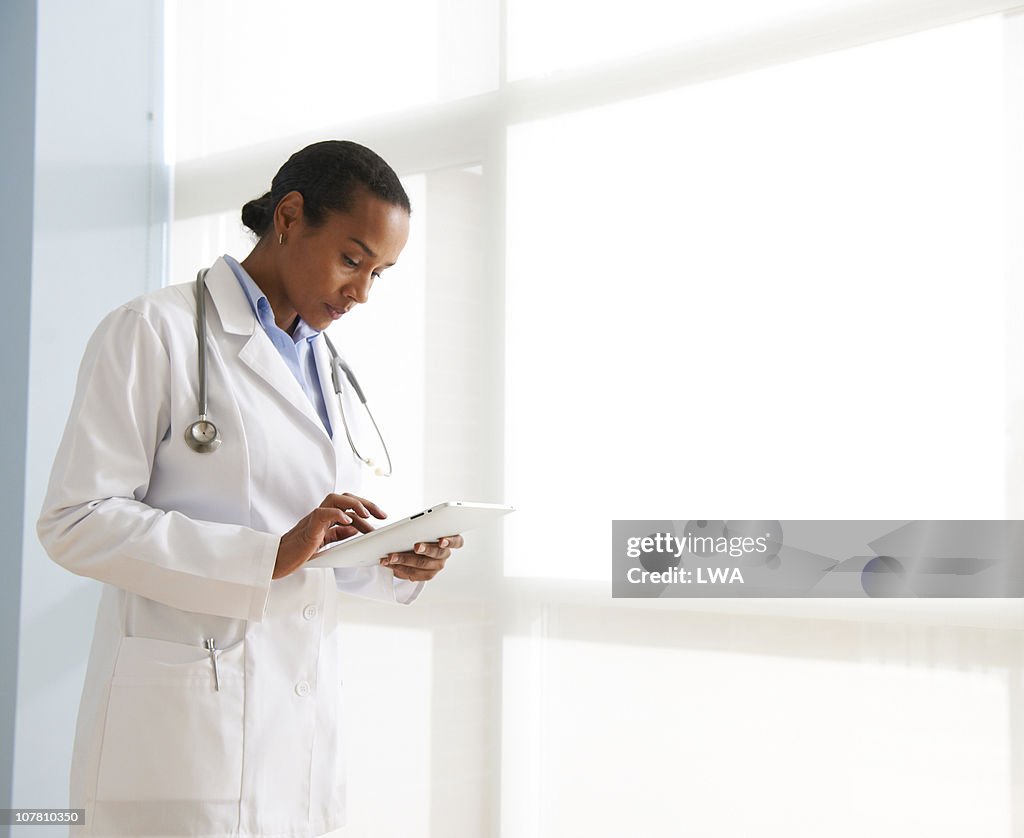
[238,141,410,241]
[241,191,274,235]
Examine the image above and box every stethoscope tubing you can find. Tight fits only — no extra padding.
[188,268,391,475]
[195,269,211,420]
[323,332,393,477]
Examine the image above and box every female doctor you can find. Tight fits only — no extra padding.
[37,140,463,837]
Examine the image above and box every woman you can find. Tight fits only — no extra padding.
[37,140,462,837]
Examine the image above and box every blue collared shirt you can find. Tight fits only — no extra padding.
[223,254,332,437]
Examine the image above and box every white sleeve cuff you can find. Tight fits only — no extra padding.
[333,564,425,605]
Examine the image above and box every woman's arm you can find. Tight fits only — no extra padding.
[37,304,279,622]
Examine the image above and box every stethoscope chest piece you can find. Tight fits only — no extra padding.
[185,416,221,453]
[188,269,220,454]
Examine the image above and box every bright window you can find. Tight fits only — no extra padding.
[502,630,1012,836]
[170,0,499,161]
[505,15,1006,579]
[167,4,1024,837]
[507,0,852,79]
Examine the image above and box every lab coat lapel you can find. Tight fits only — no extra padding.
[204,257,335,448]
[312,336,342,442]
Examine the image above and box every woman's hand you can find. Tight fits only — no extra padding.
[275,493,387,579]
[379,534,464,582]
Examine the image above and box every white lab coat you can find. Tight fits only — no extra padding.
[37,256,422,838]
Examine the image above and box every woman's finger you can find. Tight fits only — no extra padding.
[305,507,351,543]
[382,552,447,581]
[324,493,370,519]
[410,542,451,560]
[380,551,446,569]
[341,515,377,535]
[346,494,388,519]
[322,493,388,520]
[323,524,360,544]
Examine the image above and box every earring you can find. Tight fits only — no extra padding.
[278,233,285,245]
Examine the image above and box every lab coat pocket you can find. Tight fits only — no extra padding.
[95,636,245,803]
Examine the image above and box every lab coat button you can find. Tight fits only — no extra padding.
[302,604,318,620]
[295,681,311,697]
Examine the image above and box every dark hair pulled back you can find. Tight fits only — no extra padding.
[240,140,411,238]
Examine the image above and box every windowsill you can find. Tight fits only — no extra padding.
[429,575,1024,630]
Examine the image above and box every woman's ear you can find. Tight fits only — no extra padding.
[274,190,305,238]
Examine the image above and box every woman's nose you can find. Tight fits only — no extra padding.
[345,271,374,305]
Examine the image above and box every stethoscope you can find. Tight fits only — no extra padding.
[185,268,393,476]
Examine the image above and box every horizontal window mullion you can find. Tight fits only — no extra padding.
[173,95,502,220]
[175,0,1023,220]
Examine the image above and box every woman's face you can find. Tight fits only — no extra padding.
[274,188,410,332]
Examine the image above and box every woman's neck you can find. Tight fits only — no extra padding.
[240,245,299,334]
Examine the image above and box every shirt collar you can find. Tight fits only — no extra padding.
[222,253,320,344]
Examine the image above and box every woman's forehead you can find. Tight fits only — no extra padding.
[320,199,409,257]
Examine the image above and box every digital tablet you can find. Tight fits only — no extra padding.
[303,501,515,569]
